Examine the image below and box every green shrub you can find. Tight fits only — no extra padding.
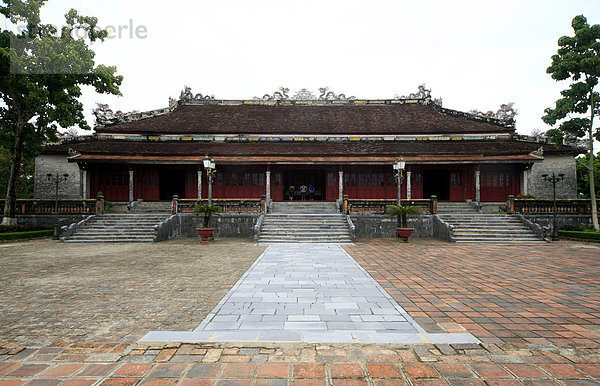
[558,230,600,241]
[0,230,54,241]
[0,224,50,234]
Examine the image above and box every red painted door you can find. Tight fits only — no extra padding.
[411,171,423,199]
[185,171,197,199]
[271,172,283,201]
[144,170,159,201]
[449,170,465,201]
[326,172,338,201]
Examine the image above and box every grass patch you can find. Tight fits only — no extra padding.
[0,224,50,233]
[0,229,54,241]
[558,230,600,242]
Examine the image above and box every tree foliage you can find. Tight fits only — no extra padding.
[542,14,600,230]
[0,0,122,224]
[576,154,600,198]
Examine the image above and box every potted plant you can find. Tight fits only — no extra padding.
[385,204,423,243]
[192,204,222,243]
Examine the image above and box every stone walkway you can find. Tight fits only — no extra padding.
[143,244,478,344]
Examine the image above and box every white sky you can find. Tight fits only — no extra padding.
[9,0,600,135]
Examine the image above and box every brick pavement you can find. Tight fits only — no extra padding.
[1,341,599,384]
[2,238,600,384]
[0,239,265,345]
[344,239,600,347]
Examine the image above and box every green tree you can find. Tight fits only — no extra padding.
[576,153,600,198]
[542,15,600,230]
[0,0,122,225]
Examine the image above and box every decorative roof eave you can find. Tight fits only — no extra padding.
[70,154,541,165]
[92,85,518,130]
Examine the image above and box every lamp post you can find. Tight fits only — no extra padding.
[47,172,69,240]
[203,156,216,206]
[393,158,406,206]
[542,172,564,241]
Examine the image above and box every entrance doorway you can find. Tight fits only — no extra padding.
[423,170,449,200]
[159,169,186,200]
[283,170,326,201]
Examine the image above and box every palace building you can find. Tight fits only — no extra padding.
[35,86,582,205]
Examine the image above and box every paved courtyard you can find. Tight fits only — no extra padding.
[346,239,600,347]
[0,239,265,345]
[1,238,599,384]
[144,244,476,344]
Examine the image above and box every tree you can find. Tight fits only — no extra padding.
[542,14,600,230]
[0,0,122,225]
[576,153,600,199]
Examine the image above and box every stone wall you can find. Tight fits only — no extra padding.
[35,154,84,199]
[522,214,599,231]
[2,214,90,228]
[527,155,577,199]
[178,213,259,238]
[350,214,433,238]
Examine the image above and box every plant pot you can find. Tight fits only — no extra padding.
[396,228,414,243]
[196,228,215,243]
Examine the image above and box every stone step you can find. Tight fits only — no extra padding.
[64,239,155,243]
[258,237,352,243]
[454,239,546,244]
[452,231,535,239]
[67,235,156,241]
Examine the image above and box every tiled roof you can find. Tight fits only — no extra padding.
[96,103,515,136]
[46,138,578,161]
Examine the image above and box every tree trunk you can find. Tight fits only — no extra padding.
[2,121,25,226]
[589,91,599,230]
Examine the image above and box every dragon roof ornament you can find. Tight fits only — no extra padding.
[179,86,215,102]
[394,84,431,100]
[469,103,518,125]
[258,87,356,101]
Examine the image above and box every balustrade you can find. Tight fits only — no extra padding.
[0,199,99,215]
[510,198,600,215]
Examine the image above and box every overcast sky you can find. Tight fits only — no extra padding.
[9,0,600,135]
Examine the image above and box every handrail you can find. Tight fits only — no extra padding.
[177,198,262,214]
[0,199,99,215]
[509,198,600,215]
[347,198,434,214]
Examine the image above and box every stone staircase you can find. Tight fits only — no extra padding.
[63,204,171,243]
[436,202,546,244]
[436,201,480,214]
[258,202,352,243]
[131,200,173,214]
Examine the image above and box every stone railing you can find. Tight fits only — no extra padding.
[175,198,264,214]
[344,197,436,215]
[508,196,600,215]
[0,199,101,215]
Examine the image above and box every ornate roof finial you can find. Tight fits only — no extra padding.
[395,84,431,100]
[259,87,290,101]
[469,102,517,125]
[179,86,215,102]
[318,87,355,101]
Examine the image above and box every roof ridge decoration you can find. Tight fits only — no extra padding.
[257,87,356,101]
[394,84,431,100]
[468,103,518,126]
[93,103,174,127]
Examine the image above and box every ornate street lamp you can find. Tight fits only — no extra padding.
[203,156,216,206]
[542,172,564,241]
[47,172,69,240]
[393,158,406,206]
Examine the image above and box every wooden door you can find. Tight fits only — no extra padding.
[271,172,283,201]
[144,170,159,201]
[326,172,338,201]
[449,170,465,201]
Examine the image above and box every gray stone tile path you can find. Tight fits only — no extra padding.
[142,243,479,344]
